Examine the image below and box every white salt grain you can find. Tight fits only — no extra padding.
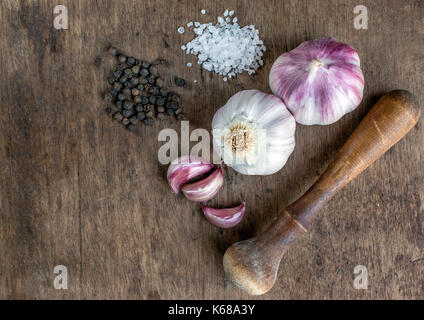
[179,10,266,81]
[186,62,192,67]
[201,9,206,14]
[177,27,185,34]
[194,80,198,83]
[187,22,193,27]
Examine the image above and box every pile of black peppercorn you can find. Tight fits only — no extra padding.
[105,47,186,131]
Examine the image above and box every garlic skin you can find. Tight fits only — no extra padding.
[269,38,364,125]
[167,155,214,194]
[181,165,224,202]
[212,90,296,175]
[201,202,245,229]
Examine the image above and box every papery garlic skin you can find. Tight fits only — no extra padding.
[269,38,364,125]
[167,155,214,194]
[181,165,224,202]
[201,202,245,228]
[212,90,296,175]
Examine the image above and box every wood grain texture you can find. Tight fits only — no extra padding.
[0,0,423,299]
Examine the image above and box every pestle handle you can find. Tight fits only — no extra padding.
[287,90,421,226]
[223,90,421,295]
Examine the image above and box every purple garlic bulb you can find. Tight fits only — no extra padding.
[269,38,364,125]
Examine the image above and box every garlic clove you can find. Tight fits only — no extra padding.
[167,155,214,194]
[181,165,224,202]
[269,37,364,125]
[201,202,245,228]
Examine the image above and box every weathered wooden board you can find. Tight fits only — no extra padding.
[0,0,423,299]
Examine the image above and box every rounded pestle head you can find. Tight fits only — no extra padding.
[223,238,280,295]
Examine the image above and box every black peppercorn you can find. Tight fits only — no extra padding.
[108,77,115,85]
[124,81,133,88]
[156,97,166,107]
[127,57,135,65]
[123,100,133,110]
[131,88,140,96]
[113,112,123,122]
[131,66,140,75]
[174,77,185,87]
[124,68,133,77]
[135,59,141,66]
[140,68,149,77]
[118,55,127,63]
[157,106,165,113]
[144,84,152,92]
[113,70,123,79]
[127,124,136,131]
[129,116,138,125]
[137,84,144,91]
[141,96,149,105]
[139,77,148,85]
[169,101,179,109]
[151,87,160,96]
[166,108,175,116]
[157,112,165,120]
[148,87,157,95]
[133,96,142,104]
[113,82,123,91]
[135,104,144,112]
[117,93,126,101]
[160,88,168,96]
[149,96,156,104]
[119,76,128,84]
[148,76,156,85]
[137,112,146,120]
[142,61,151,69]
[143,117,154,126]
[110,89,119,97]
[130,77,139,86]
[122,109,134,118]
[143,104,152,112]
[122,118,130,126]
[122,88,131,96]
[115,100,123,109]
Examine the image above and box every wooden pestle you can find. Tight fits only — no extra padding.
[223,90,421,295]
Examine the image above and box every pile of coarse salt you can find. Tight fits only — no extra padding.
[178,9,266,81]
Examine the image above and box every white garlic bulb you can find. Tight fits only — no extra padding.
[212,90,296,175]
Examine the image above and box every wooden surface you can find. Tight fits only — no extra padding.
[0,0,423,300]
